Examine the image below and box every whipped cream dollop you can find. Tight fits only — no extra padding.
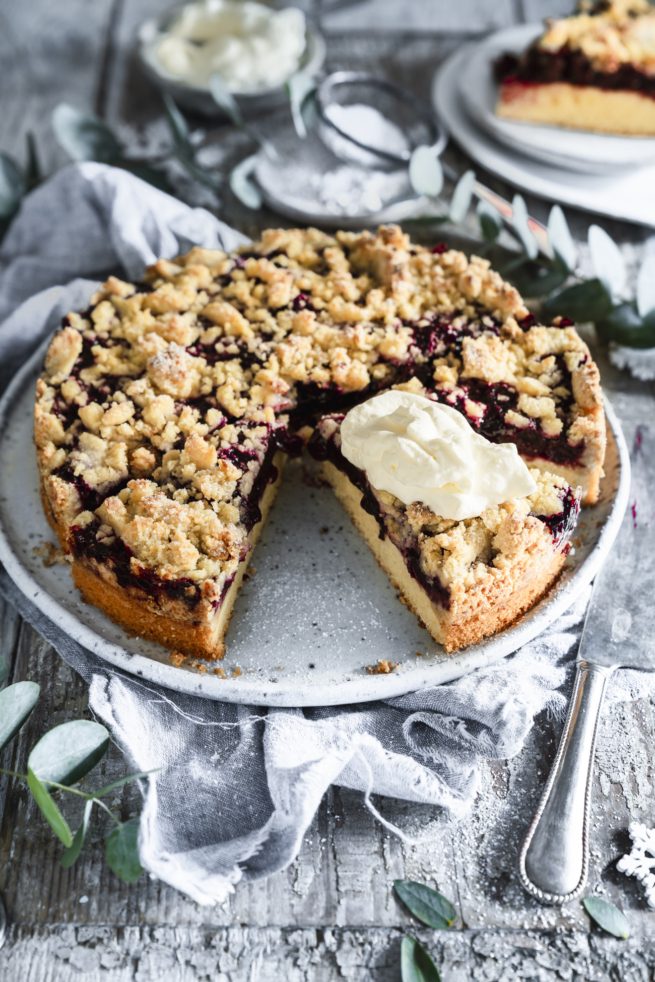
[340,391,537,521]
[153,0,306,92]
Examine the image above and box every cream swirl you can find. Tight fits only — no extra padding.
[339,391,537,521]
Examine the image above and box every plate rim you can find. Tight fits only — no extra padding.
[0,340,631,707]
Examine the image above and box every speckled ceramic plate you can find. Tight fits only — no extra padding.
[0,342,630,706]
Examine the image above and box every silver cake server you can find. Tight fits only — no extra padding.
[520,424,654,905]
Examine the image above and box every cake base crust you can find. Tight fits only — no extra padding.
[55,459,284,661]
[321,461,568,653]
[497,82,655,135]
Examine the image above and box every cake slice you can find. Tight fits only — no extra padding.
[309,393,580,653]
[495,0,655,135]
[34,278,288,660]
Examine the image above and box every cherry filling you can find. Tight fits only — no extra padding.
[495,47,655,98]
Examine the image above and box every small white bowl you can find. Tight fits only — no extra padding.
[137,4,326,117]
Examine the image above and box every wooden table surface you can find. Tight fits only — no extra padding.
[1,1,655,979]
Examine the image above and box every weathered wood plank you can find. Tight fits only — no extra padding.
[1,923,654,981]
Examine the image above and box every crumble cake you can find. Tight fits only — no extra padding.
[495,0,655,135]
[35,225,605,659]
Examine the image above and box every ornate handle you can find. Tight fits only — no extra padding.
[519,659,616,905]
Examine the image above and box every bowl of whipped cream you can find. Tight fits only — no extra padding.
[138,0,325,115]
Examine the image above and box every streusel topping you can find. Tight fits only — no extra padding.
[538,0,655,75]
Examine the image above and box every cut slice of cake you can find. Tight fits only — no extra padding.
[309,392,580,653]
[495,0,655,135]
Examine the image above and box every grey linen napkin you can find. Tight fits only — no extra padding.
[0,163,646,905]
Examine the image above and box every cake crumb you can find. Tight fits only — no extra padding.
[366,659,398,675]
[231,666,242,677]
[169,651,188,667]
[213,666,227,678]
[33,540,64,567]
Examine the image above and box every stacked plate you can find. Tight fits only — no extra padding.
[433,25,655,228]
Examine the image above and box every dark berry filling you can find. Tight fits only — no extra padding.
[495,47,655,98]
[540,487,580,544]
[410,312,500,360]
[240,440,279,531]
[308,424,452,610]
[70,520,202,608]
[52,462,128,513]
[292,292,314,312]
[429,374,583,466]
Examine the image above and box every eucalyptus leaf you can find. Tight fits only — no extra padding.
[400,936,441,982]
[25,131,42,189]
[408,146,444,199]
[588,224,627,298]
[583,897,630,939]
[541,277,612,323]
[508,255,568,298]
[636,255,655,318]
[209,74,244,128]
[229,155,262,210]
[105,817,143,883]
[162,94,191,152]
[477,200,501,243]
[52,104,123,164]
[286,73,315,139]
[27,768,73,847]
[28,719,110,786]
[449,170,475,224]
[0,680,40,752]
[61,799,93,869]
[596,303,655,349]
[394,879,456,929]
[547,205,576,272]
[0,153,25,220]
[511,195,538,260]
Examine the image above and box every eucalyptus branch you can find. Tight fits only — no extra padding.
[406,145,655,350]
[0,681,146,882]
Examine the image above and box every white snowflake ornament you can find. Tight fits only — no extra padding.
[617,822,655,909]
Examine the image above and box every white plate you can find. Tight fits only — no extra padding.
[461,25,655,175]
[0,344,630,707]
[433,44,655,228]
